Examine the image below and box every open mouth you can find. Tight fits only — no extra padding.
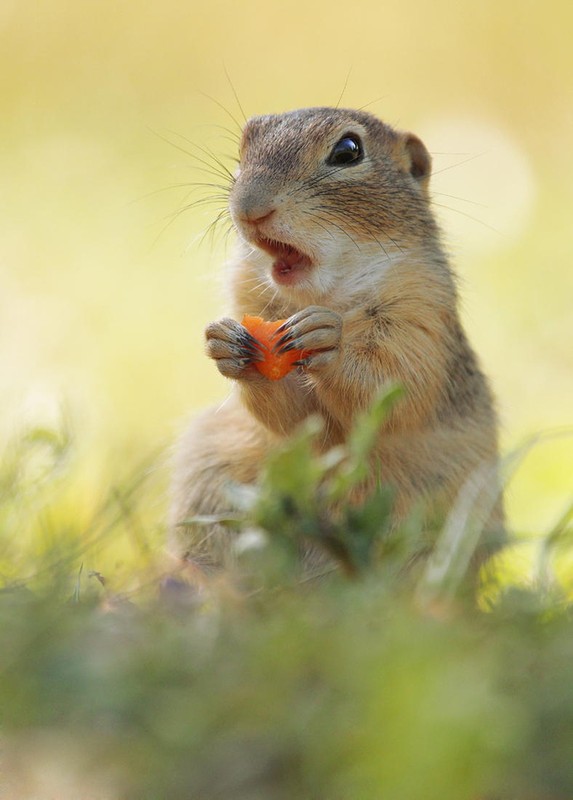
[254,237,313,286]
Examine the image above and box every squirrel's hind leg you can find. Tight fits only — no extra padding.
[168,395,275,569]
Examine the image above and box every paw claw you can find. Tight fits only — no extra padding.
[274,338,301,355]
[273,330,293,350]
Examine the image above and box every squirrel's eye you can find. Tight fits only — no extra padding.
[327,134,363,166]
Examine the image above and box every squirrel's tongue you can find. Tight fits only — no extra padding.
[272,247,312,285]
[275,245,302,270]
[255,238,313,285]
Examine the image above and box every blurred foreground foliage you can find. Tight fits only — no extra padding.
[0,392,572,800]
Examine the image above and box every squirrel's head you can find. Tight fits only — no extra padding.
[229,107,437,302]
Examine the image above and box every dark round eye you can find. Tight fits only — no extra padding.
[326,134,363,166]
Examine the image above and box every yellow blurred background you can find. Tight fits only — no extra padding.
[1,0,571,559]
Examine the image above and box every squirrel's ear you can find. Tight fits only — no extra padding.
[395,133,432,184]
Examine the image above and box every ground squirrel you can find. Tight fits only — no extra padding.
[169,107,503,569]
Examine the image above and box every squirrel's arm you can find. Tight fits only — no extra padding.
[238,373,318,437]
[309,272,454,433]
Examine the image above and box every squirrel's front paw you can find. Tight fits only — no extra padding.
[274,306,342,373]
[205,318,263,380]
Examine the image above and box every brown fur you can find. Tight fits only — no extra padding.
[169,107,503,567]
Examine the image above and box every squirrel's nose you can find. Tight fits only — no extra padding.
[233,186,277,225]
[239,206,276,225]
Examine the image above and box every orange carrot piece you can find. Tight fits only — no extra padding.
[242,315,307,381]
